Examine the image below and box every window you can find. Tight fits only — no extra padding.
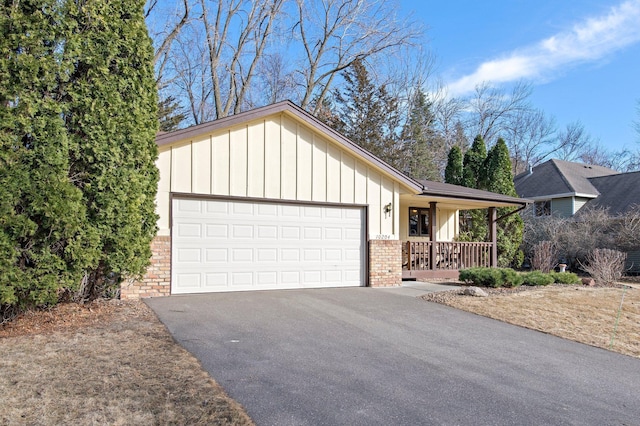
[535,200,551,216]
[409,207,430,236]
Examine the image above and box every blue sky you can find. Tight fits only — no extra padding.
[400,0,640,153]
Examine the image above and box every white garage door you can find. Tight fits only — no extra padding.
[171,197,366,294]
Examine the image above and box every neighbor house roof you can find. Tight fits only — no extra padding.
[587,171,640,215]
[155,100,424,194]
[514,159,618,199]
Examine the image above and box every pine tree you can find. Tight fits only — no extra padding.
[332,59,402,169]
[400,90,440,180]
[485,139,524,267]
[63,0,159,300]
[444,146,464,185]
[158,95,186,132]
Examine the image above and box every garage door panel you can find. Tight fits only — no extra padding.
[204,273,227,287]
[233,202,254,215]
[177,248,201,263]
[172,198,365,293]
[175,223,202,238]
[281,205,301,216]
[205,248,227,263]
[281,249,300,262]
[256,248,277,262]
[205,224,228,238]
[205,200,228,214]
[231,272,252,286]
[257,225,278,239]
[175,198,203,214]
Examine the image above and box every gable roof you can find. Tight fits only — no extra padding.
[587,171,640,215]
[155,100,423,194]
[155,101,531,208]
[514,159,618,199]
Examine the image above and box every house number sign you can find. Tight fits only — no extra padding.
[373,234,393,240]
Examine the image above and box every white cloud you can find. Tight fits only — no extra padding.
[447,0,640,96]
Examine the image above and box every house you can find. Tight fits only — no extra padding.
[514,159,618,218]
[121,101,528,299]
[514,158,640,272]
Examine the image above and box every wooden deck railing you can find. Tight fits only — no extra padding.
[404,241,492,271]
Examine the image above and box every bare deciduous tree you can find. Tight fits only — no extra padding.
[465,81,532,144]
[198,0,285,118]
[171,32,213,124]
[504,108,556,174]
[294,0,422,114]
[254,53,297,106]
[147,0,424,125]
[146,0,191,86]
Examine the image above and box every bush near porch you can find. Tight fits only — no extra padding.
[459,267,580,288]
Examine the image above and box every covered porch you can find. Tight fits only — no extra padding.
[400,180,530,279]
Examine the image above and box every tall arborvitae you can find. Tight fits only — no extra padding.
[444,145,464,186]
[0,0,159,316]
[463,135,487,189]
[0,1,99,317]
[64,0,159,300]
[460,135,489,241]
[485,138,524,267]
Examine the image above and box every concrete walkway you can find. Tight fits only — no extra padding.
[147,287,640,425]
[374,281,459,297]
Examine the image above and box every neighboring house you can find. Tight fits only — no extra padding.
[122,101,528,299]
[514,158,640,272]
[514,159,618,218]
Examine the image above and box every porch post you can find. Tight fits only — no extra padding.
[429,202,437,269]
[488,207,497,268]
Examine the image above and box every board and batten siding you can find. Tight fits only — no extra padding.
[397,203,458,242]
[155,113,400,238]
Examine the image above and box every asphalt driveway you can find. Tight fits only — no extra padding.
[146,286,640,425]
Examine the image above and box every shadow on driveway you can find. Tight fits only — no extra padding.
[146,287,640,425]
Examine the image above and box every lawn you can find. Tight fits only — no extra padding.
[423,283,640,358]
[0,300,253,426]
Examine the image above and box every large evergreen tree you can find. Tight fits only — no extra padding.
[64,0,159,300]
[485,139,524,267]
[444,145,464,185]
[158,95,186,132]
[462,135,487,189]
[331,59,402,169]
[400,90,440,180]
[0,0,158,315]
[460,135,489,241]
[0,1,100,316]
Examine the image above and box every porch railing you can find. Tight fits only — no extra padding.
[404,241,492,271]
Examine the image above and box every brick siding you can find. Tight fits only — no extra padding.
[369,239,402,287]
[120,236,171,299]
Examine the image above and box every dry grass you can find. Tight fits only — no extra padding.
[0,300,253,426]
[424,284,640,358]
